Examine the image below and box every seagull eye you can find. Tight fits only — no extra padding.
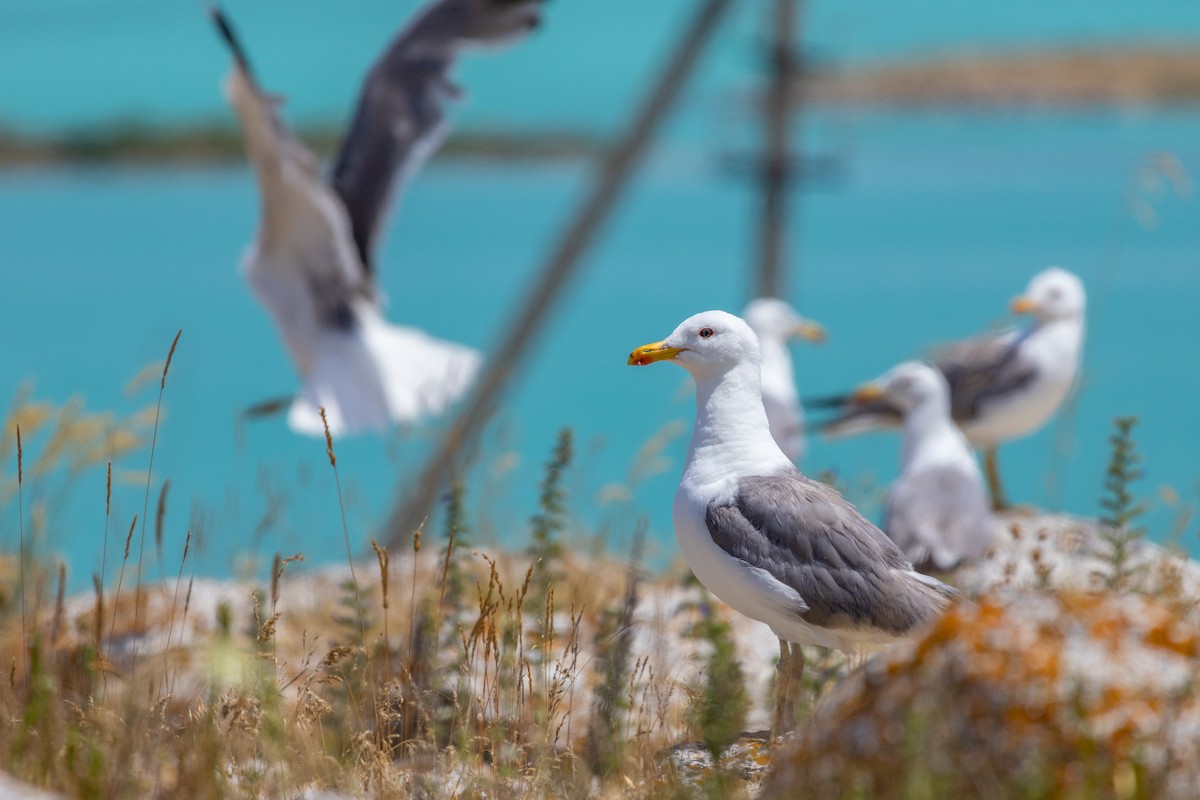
[699,327,715,339]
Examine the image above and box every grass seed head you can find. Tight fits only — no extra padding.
[124,514,138,560]
[319,407,336,467]
[372,541,389,608]
[161,329,182,389]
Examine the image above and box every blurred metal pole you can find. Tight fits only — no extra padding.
[384,0,736,549]
[754,0,799,300]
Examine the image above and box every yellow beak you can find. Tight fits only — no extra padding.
[628,340,683,366]
[1010,295,1038,315]
[794,320,827,344]
[851,383,885,404]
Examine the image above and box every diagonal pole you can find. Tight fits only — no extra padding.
[384,0,737,548]
[754,0,800,300]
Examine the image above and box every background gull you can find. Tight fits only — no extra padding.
[813,267,1086,509]
[851,362,993,573]
[743,298,826,465]
[211,0,541,437]
[628,310,956,736]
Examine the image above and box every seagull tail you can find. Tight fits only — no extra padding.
[805,392,851,410]
[911,570,963,610]
[811,395,904,438]
[288,316,481,438]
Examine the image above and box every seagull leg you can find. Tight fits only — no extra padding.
[785,642,806,727]
[984,447,1009,511]
[771,637,792,739]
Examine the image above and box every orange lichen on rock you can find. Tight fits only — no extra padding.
[763,590,1200,800]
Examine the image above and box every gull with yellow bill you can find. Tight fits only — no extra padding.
[211,0,542,436]
[743,298,826,465]
[628,310,957,736]
[851,362,993,573]
[814,267,1086,509]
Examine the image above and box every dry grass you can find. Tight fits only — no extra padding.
[0,535,734,797]
[3,367,1199,798]
[0,375,770,799]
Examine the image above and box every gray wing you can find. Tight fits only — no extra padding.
[705,470,956,637]
[331,0,541,276]
[212,7,370,329]
[934,333,1038,424]
[884,465,992,573]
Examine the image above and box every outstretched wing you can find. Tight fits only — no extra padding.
[705,469,956,638]
[211,6,370,332]
[331,0,542,276]
[934,333,1037,424]
[884,464,992,573]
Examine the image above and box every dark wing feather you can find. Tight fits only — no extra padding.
[212,6,371,328]
[934,334,1038,424]
[209,6,253,76]
[332,49,452,278]
[705,470,955,637]
[331,0,541,277]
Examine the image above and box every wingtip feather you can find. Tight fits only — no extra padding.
[208,5,253,78]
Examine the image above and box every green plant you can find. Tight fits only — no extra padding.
[585,524,645,776]
[530,429,573,560]
[439,480,470,620]
[528,428,573,611]
[1099,416,1147,589]
[686,589,749,759]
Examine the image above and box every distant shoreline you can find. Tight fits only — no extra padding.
[5,46,1200,167]
[804,45,1200,108]
[0,124,604,168]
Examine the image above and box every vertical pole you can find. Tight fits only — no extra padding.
[384,0,737,549]
[754,0,799,301]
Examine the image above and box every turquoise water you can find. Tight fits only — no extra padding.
[3,1,1200,590]
[6,0,1200,131]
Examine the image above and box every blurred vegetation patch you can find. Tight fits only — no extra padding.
[808,46,1200,108]
[0,122,603,168]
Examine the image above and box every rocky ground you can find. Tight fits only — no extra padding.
[664,511,1200,797]
[19,511,1200,797]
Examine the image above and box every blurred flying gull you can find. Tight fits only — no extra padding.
[850,362,992,573]
[812,267,1086,510]
[743,297,825,465]
[210,0,541,436]
[628,310,956,736]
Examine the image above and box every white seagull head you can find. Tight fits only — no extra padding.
[1012,267,1085,325]
[853,361,948,416]
[743,298,826,345]
[628,310,761,379]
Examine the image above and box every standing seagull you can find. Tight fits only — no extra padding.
[628,311,956,736]
[851,362,992,573]
[814,267,1086,509]
[211,0,542,436]
[743,298,826,464]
